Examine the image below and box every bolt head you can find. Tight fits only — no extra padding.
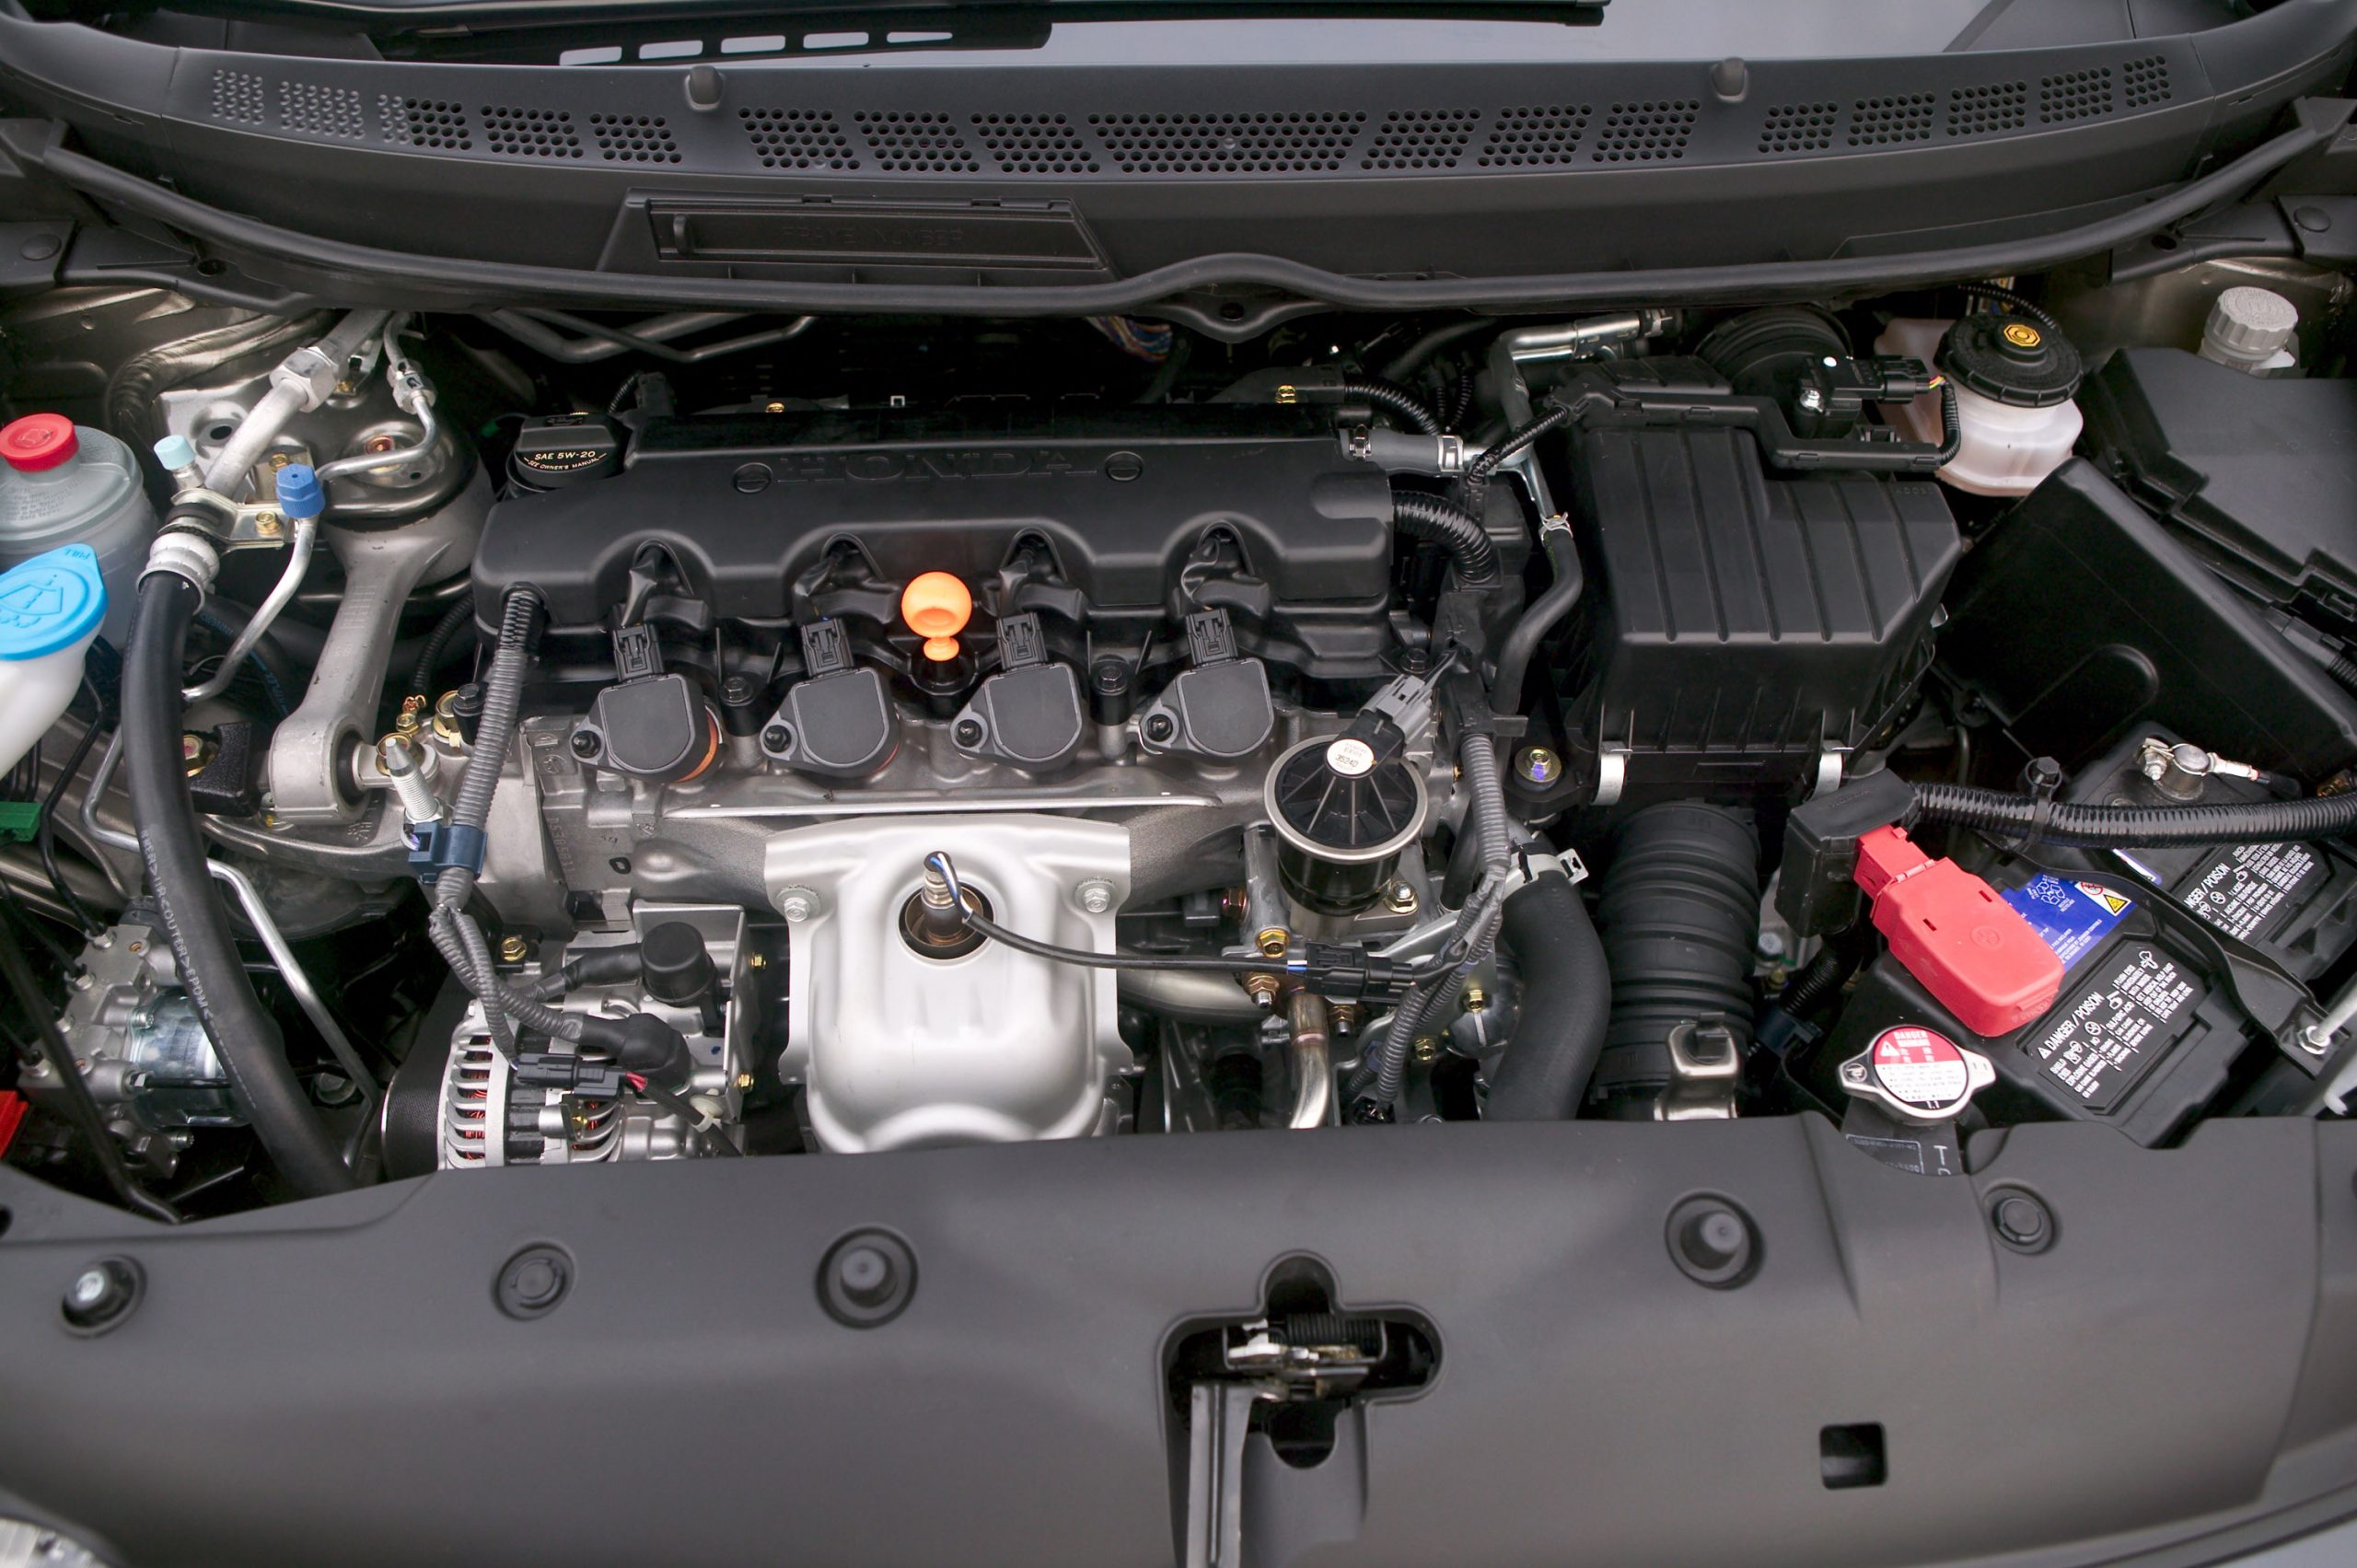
[254,512,282,537]
[68,1269,107,1307]
[569,731,600,760]
[734,1072,756,1091]
[779,891,814,922]
[762,726,792,752]
[497,935,528,963]
[1515,747,1562,785]
[1383,881,1420,915]
[1256,927,1288,958]
[1076,881,1114,915]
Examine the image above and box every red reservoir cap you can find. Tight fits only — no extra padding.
[0,413,78,472]
[1854,825,2063,1037]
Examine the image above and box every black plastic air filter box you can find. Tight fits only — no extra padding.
[2082,347,2357,633]
[1938,459,2357,778]
[1556,425,1961,788]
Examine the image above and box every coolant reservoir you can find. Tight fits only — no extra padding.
[1875,315,2085,497]
[0,544,106,782]
[0,413,155,646]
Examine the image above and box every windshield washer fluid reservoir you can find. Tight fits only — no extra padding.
[0,544,106,781]
[0,413,154,647]
[1876,314,2085,498]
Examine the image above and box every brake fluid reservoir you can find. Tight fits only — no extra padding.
[0,413,155,646]
[0,544,106,781]
[1875,314,2084,497]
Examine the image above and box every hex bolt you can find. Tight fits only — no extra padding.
[569,731,600,760]
[762,726,792,753]
[953,719,987,748]
[1076,880,1115,915]
[778,889,816,923]
[497,935,528,963]
[1244,972,1280,1009]
[1256,927,1288,958]
[1411,1037,1441,1064]
[734,1072,756,1091]
[1383,881,1420,915]
[68,1270,107,1310]
[1516,747,1562,786]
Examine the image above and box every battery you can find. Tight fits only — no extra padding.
[2045,727,2357,982]
[1802,865,2309,1146]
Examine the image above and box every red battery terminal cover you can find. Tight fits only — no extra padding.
[1852,825,2063,1037]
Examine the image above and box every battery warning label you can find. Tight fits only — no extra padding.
[2002,874,2133,970]
[2025,946,2201,1112]
[2173,841,2320,945]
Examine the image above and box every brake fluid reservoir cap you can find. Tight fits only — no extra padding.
[1938,312,2084,408]
[0,413,78,473]
[900,571,971,662]
[0,544,105,660]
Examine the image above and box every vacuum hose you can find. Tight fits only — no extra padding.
[1484,872,1611,1120]
[123,575,353,1196]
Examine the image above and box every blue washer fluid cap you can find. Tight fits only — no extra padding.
[274,462,326,521]
[152,434,197,472]
[0,544,106,661]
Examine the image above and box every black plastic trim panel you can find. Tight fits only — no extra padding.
[0,1115,2351,1567]
[0,2,2352,305]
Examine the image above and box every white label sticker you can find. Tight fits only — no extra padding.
[1871,1026,1970,1109]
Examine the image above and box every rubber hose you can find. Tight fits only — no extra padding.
[408,596,477,699]
[1595,803,1760,1077]
[1392,489,1501,586]
[1912,781,2357,848]
[123,575,353,1196]
[1491,526,1583,715]
[1485,873,1611,1120]
[1341,375,1441,435]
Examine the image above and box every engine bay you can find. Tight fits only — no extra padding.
[0,266,2350,1208]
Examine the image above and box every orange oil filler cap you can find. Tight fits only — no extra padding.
[900,571,972,662]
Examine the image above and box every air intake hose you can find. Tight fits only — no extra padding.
[124,574,353,1196]
[1589,803,1760,1107]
